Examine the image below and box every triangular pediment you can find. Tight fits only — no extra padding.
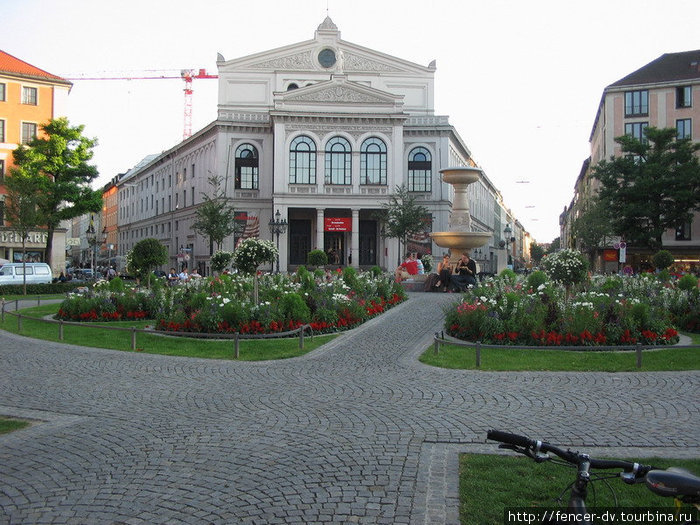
[278,76,402,106]
[217,19,433,75]
[275,75,403,112]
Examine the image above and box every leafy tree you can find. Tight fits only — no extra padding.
[192,175,242,253]
[546,237,561,254]
[529,242,546,265]
[594,127,700,251]
[11,118,103,267]
[571,198,615,265]
[4,172,42,294]
[377,185,430,265]
[126,238,168,287]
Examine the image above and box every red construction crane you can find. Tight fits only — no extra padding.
[63,68,218,140]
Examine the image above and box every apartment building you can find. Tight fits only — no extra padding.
[0,50,72,273]
[564,50,700,272]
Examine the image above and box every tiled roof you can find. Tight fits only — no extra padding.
[609,50,700,87]
[0,50,71,85]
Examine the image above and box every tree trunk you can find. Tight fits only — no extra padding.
[22,237,27,296]
[45,225,55,269]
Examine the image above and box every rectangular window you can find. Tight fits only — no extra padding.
[0,201,4,226]
[183,190,186,207]
[0,119,5,142]
[175,193,179,209]
[21,122,37,144]
[0,159,4,185]
[21,86,38,105]
[624,122,648,142]
[624,90,648,116]
[676,86,692,108]
[192,163,195,178]
[676,222,691,241]
[676,119,692,140]
[191,186,195,206]
[0,83,6,101]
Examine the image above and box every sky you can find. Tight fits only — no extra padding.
[3,0,700,243]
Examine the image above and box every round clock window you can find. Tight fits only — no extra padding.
[318,48,336,68]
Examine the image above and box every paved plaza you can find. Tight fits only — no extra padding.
[1,292,698,524]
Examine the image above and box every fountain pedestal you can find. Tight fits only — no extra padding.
[430,167,491,264]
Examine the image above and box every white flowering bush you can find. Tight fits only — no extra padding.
[232,238,278,274]
[541,249,588,287]
[211,250,234,273]
[445,272,682,346]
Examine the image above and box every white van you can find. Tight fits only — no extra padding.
[0,263,53,285]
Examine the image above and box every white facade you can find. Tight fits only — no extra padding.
[117,18,515,274]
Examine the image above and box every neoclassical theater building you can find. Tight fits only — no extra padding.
[117,18,515,274]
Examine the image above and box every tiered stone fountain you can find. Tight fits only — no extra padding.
[430,167,491,263]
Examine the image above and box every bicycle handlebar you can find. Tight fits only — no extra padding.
[486,429,657,477]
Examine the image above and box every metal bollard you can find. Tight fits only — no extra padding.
[1,299,5,323]
[59,320,64,341]
[234,333,240,359]
[434,332,440,355]
[17,313,22,332]
[131,327,137,351]
[299,327,304,350]
[636,342,643,369]
[476,341,481,369]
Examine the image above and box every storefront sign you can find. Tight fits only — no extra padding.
[324,217,351,232]
[603,249,618,262]
[0,231,48,246]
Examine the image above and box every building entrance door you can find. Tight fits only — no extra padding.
[359,220,377,266]
[289,219,311,265]
[324,232,343,265]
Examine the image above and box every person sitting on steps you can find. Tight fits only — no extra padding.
[451,252,477,292]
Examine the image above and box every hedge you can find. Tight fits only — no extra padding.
[0,282,80,296]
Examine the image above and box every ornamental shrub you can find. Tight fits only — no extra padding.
[307,249,328,267]
[541,249,588,287]
[211,251,234,273]
[526,270,548,291]
[279,293,311,323]
[678,274,698,291]
[232,238,277,274]
[652,250,674,271]
[498,268,517,283]
[108,276,126,293]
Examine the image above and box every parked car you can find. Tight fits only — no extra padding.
[0,262,53,285]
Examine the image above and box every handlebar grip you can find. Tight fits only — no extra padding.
[487,429,534,448]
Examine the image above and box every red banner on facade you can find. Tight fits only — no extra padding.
[603,249,618,262]
[324,217,352,232]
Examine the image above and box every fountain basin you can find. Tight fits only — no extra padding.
[440,166,483,185]
[431,231,492,252]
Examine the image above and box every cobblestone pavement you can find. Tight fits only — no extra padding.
[1,293,698,524]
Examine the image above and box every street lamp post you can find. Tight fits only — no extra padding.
[86,215,96,279]
[268,209,288,274]
[503,224,514,268]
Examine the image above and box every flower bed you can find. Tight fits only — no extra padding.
[55,268,407,335]
[444,272,695,346]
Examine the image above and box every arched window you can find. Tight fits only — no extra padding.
[324,136,351,185]
[408,147,432,192]
[289,136,317,184]
[287,83,299,91]
[360,137,387,185]
[235,143,259,190]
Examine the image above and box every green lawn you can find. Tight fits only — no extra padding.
[461,453,700,525]
[0,417,31,435]
[420,333,700,372]
[1,303,338,360]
